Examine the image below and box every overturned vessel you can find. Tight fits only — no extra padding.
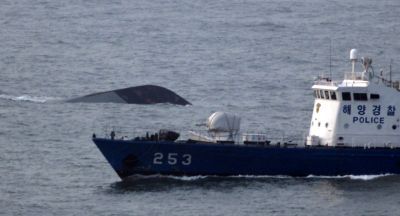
[93,49,400,179]
[67,85,191,105]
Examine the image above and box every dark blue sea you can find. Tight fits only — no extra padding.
[1,0,400,215]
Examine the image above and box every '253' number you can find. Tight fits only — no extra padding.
[153,153,192,165]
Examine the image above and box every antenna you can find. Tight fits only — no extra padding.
[390,59,393,86]
[329,39,332,80]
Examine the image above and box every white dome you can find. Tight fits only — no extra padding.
[350,48,358,61]
[206,112,241,133]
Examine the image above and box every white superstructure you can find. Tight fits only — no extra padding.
[307,49,400,147]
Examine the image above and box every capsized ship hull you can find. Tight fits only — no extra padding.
[93,138,400,179]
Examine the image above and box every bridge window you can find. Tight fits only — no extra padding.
[330,91,337,100]
[324,91,330,99]
[370,94,380,99]
[315,90,320,98]
[320,90,324,99]
[354,93,368,101]
[342,92,351,101]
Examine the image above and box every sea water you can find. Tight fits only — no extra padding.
[1,0,400,215]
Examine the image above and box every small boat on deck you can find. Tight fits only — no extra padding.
[92,49,400,179]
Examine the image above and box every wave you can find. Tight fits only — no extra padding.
[0,94,61,103]
[229,174,392,181]
[306,174,392,180]
[166,175,208,181]
[126,174,208,181]
[125,174,393,181]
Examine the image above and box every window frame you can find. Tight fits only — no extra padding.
[370,94,380,99]
[342,92,351,101]
[354,93,368,101]
[324,90,330,100]
[330,91,337,100]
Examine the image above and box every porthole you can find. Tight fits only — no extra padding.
[318,122,321,127]
[325,123,329,128]
[393,125,397,130]
[377,124,382,130]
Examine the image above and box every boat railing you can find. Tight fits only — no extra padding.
[313,71,400,90]
[96,125,183,140]
[344,71,369,81]
[374,76,400,90]
[188,130,242,144]
[341,71,400,92]
[94,125,305,147]
[188,129,305,146]
[314,80,341,86]
[313,76,340,86]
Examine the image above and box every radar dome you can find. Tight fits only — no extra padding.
[350,49,358,61]
[206,112,241,133]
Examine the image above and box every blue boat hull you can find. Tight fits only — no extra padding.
[92,138,400,179]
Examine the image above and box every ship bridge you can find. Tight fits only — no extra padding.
[307,49,400,148]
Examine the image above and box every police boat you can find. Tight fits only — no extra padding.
[92,49,400,179]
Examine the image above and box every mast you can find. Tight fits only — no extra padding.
[329,40,332,80]
[390,59,393,86]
